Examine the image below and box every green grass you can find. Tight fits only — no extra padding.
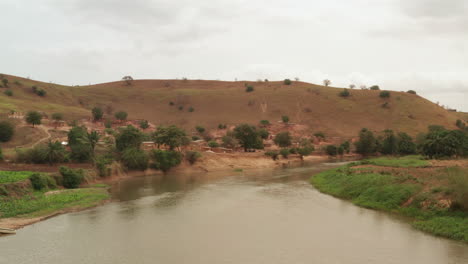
[0,171,36,184]
[0,188,109,218]
[361,155,429,168]
[311,164,468,242]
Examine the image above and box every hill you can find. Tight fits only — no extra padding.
[0,73,462,139]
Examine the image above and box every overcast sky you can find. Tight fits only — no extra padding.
[1,0,467,111]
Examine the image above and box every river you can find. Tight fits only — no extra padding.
[1,162,467,264]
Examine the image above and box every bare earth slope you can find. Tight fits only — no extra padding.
[0,74,461,138]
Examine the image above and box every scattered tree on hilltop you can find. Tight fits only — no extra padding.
[349,84,356,89]
[283,79,292,85]
[370,85,380,90]
[122,76,134,86]
[339,88,350,97]
[25,111,42,127]
[2,78,8,87]
[323,79,331,86]
[407,90,417,94]
[380,91,391,98]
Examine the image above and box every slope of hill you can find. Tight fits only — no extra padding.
[0,74,461,138]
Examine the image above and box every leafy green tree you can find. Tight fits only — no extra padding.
[45,141,67,165]
[381,130,398,155]
[152,125,188,151]
[340,141,350,153]
[258,128,269,139]
[265,151,279,160]
[150,150,182,173]
[280,148,289,158]
[0,121,14,142]
[68,126,92,162]
[259,120,270,127]
[185,151,201,165]
[116,125,143,151]
[233,124,263,152]
[421,128,467,158]
[245,85,254,92]
[208,141,219,148]
[283,79,292,85]
[339,89,350,97]
[139,120,149,129]
[92,107,103,121]
[396,132,416,155]
[282,115,290,124]
[25,111,42,127]
[195,125,205,134]
[121,147,149,170]
[296,139,314,160]
[115,111,128,121]
[407,90,417,94]
[379,91,390,98]
[370,85,380,90]
[325,145,338,156]
[274,132,292,148]
[37,89,46,96]
[355,128,378,156]
[4,90,12,96]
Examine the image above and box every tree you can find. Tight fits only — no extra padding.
[116,125,144,151]
[150,149,182,173]
[2,78,8,87]
[282,115,289,124]
[245,85,254,92]
[37,89,46,97]
[421,128,467,158]
[92,107,103,121]
[259,120,270,127]
[4,90,12,96]
[208,141,219,148]
[122,76,134,86]
[0,121,14,142]
[44,141,67,165]
[297,139,314,160]
[195,125,205,134]
[381,130,398,155]
[283,79,292,85]
[456,119,465,130]
[325,145,338,156]
[339,89,350,97]
[222,135,238,149]
[52,113,63,122]
[349,84,356,89]
[397,132,416,155]
[370,85,380,90]
[152,125,188,151]
[59,166,84,189]
[185,151,201,165]
[87,130,100,158]
[139,120,149,129]
[323,79,331,86]
[379,91,391,98]
[355,128,378,156]
[233,124,263,152]
[115,111,128,121]
[340,141,350,153]
[121,147,149,170]
[407,90,417,94]
[258,128,269,139]
[274,132,292,148]
[25,111,42,127]
[68,126,92,162]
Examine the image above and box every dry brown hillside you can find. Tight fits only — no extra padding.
[0,74,461,138]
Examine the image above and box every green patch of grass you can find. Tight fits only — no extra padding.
[88,183,110,188]
[0,188,109,218]
[413,217,468,241]
[0,171,36,184]
[362,155,429,168]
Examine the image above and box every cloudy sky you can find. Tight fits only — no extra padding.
[1,0,467,111]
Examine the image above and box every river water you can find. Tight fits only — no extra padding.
[1,162,467,264]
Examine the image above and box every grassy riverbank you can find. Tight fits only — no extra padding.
[311,156,468,242]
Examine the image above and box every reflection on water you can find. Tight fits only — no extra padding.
[1,162,467,264]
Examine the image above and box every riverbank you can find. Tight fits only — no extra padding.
[310,156,468,242]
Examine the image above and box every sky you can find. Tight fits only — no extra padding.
[1,0,467,111]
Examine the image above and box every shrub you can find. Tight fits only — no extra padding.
[397,132,416,155]
[281,115,289,123]
[448,167,468,210]
[196,126,205,134]
[104,119,112,128]
[91,107,103,121]
[150,150,182,173]
[258,128,269,139]
[233,124,264,151]
[208,141,219,148]
[259,120,270,127]
[115,111,128,121]
[420,128,467,158]
[121,147,149,170]
[115,125,144,151]
[25,111,42,127]
[283,79,292,85]
[185,151,201,165]
[59,166,84,189]
[139,120,149,129]
[169,101,175,106]
[188,106,194,112]
[192,135,200,141]
[31,86,38,93]
[37,89,47,96]
[178,106,184,111]
[245,85,254,92]
[339,88,350,97]
[379,91,390,98]
[370,85,380,90]
[4,89,13,96]
[280,148,290,158]
[218,124,227,129]
[407,90,417,94]
[340,141,350,153]
[314,132,325,140]
[325,145,338,156]
[29,173,56,190]
[2,78,8,87]
[0,121,14,142]
[456,119,465,130]
[153,125,189,150]
[274,132,292,148]
[95,155,112,177]
[265,151,279,160]
[222,135,238,148]
[355,128,378,156]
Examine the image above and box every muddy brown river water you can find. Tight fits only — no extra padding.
[1,162,467,264]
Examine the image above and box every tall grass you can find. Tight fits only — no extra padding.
[0,171,36,184]
[362,155,429,168]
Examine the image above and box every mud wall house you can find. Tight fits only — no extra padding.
[142,141,156,150]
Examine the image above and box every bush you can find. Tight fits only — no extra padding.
[150,150,182,173]
[2,78,9,87]
[25,111,42,127]
[59,166,84,189]
[258,128,269,139]
[274,132,292,147]
[92,107,104,121]
[218,124,227,129]
[314,132,325,140]
[281,115,289,123]
[196,125,205,134]
[208,141,219,148]
[379,91,390,98]
[245,85,254,92]
[339,89,350,97]
[0,121,14,142]
[4,89,13,96]
[15,145,48,164]
[192,135,200,141]
[355,128,378,156]
[185,151,201,165]
[95,155,112,177]
[116,125,143,151]
[139,120,149,129]
[280,148,290,158]
[121,147,149,170]
[283,79,292,85]
[259,120,270,127]
[222,135,238,148]
[115,111,128,121]
[169,101,175,106]
[407,90,417,94]
[188,107,195,112]
[325,145,338,156]
[370,85,380,90]
[29,173,56,190]
[265,151,279,160]
[37,89,46,97]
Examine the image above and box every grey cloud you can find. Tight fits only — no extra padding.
[399,0,468,19]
